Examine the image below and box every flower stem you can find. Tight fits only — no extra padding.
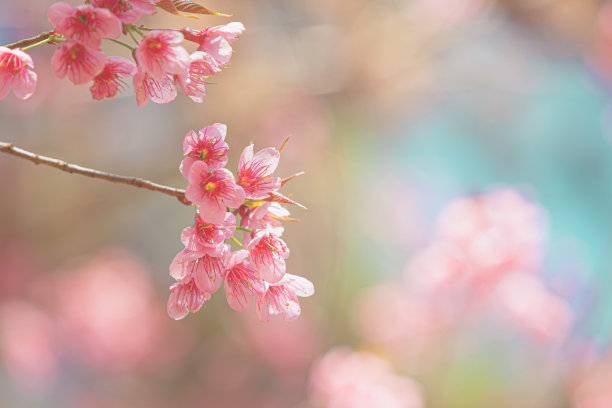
[230,237,243,248]
[3,31,57,50]
[126,26,140,45]
[236,226,253,232]
[108,38,135,51]
[21,36,56,51]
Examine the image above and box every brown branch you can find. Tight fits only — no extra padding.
[0,142,190,206]
[4,31,56,50]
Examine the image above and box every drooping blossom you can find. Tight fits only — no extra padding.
[309,347,425,408]
[185,161,245,224]
[0,47,37,100]
[135,30,190,80]
[180,212,235,252]
[245,229,289,283]
[132,67,177,107]
[48,3,122,49]
[89,57,136,100]
[183,22,245,72]
[176,51,217,103]
[51,41,106,85]
[169,245,229,293]
[224,250,265,311]
[237,144,282,200]
[493,272,573,342]
[90,0,157,24]
[255,273,314,321]
[180,123,229,178]
[167,278,211,320]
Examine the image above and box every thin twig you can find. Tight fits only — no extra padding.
[4,31,56,50]
[0,142,190,206]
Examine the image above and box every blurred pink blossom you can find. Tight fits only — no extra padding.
[408,188,547,297]
[309,347,424,408]
[0,300,58,388]
[573,356,612,408]
[493,272,573,342]
[355,283,444,358]
[56,250,165,372]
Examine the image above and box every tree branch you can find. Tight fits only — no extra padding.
[3,31,57,50]
[0,142,190,206]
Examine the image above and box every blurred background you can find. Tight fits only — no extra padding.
[2,0,612,407]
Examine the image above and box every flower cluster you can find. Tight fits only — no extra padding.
[167,123,314,321]
[1,0,244,106]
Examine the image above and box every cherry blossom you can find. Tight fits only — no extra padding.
[48,3,122,49]
[90,0,157,24]
[245,229,289,283]
[176,51,217,103]
[237,144,282,200]
[135,30,190,81]
[51,41,106,85]
[224,250,265,311]
[132,67,177,107]
[180,212,235,253]
[167,278,211,320]
[0,47,37,100]
[180,123,229,178]
[184,161,245,224]
[255,273,314,321]
[240,202,290,236]
[89,57,137,100]
[169,245,228,293]
[183,22,245,72]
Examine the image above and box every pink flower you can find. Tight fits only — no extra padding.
[0,47,37,100]
[90,0,157,24]
[185,161,246,224]
[240,202,290,237]
[135,30,190,81]
[180,123,229,178]
[237,144,282,200]
[255,273,314,321]
[183,22,245,71]
[167,278,211,320]
[57,250,165,371]
[132,67,177,107]
[169,246,228,293]
[494,272,573,342]
[0,301,58,388]
[89,57,136,100]
[309,348,424,408]
[51,41,106,85]
[181,212,235,252]
[176,51,217,103]
[245,229,289,283]
[48,2,122,49]
[224,250,265,311]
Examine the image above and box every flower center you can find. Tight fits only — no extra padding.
[204,181,216,192]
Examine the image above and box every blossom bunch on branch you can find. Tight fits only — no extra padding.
[168,124,314,321]
[1,0,243,106]
[0,0,313,323]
